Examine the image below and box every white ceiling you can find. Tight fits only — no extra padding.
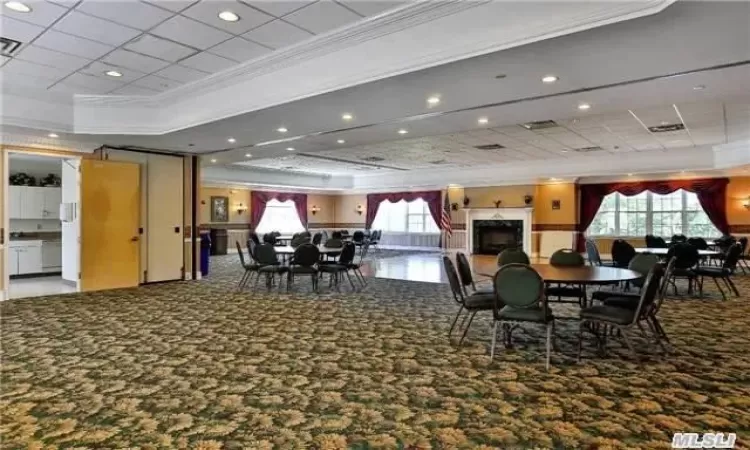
[0,0,406,95]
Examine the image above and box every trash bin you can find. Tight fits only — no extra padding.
[210,228,228,256]
[200,231,211,276]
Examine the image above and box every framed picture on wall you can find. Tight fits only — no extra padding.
[211,196,229,222]
[551,200,561,210]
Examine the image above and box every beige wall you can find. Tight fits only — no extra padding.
[200,187,252,225]
[534,183,577,226]
[334,194,367,227]
[308,194,335,226]
[727,176,750,232]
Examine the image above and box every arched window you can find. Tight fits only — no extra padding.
[255,199,305,234]
[371,198,439,233]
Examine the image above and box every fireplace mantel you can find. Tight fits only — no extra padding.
[465,208,533,256]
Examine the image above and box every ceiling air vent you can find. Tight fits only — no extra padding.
[573,146,604,153]
[360,156,385,162]
[429,159,447,165]
[520,120,559,130]
[648,123,685,133]
[474,144,505,150]
[0,37,22,57]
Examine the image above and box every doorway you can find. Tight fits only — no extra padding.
[5,152,80,299]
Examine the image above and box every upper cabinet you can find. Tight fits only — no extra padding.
[8,186,62,220]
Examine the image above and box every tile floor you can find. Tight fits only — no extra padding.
[8,276,77,299]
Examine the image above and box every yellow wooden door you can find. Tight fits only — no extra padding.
[80,160,140,291]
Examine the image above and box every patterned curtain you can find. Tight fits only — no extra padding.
[251,191,308,229]
[365,190,442,230]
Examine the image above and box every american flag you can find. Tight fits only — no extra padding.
[441,193,452,237]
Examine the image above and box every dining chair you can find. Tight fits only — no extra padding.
[253,243,289,291]
[611,240,636,268]
[248,232,260,246]
[290,234,311,248]
[369,230,382,253]
[443,256,495,346]
[736,237,749,274]
[671,234,688,243]
[312,232,323,245]
[585,239,604,266]
[287,243,320,292]
[578,263,664,361]
[547,249,586,306]
[591,252,660,302]
[319,242,358,290]
[491,263,553,370]
[235,241,260,292]
[666,242,699,295]
[693,243,742,300]
[455,252,493,296]
[497,248,530,266]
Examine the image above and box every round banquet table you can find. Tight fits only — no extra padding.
[274,245,342,256]
[634,247,719,256]
[477,264,642,285]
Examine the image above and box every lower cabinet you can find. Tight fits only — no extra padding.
[8,241,43,276]
[42,241,63,271]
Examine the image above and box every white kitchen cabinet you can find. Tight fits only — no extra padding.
[22,187,44,219]
[42,241,62,269]
[8,186,62,219]
[43,188,62,219]
[8,186,23,218]
[8,241,43,275]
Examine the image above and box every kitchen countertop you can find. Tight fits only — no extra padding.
[9,232,62,242]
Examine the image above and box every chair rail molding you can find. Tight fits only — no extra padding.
[67,0,675,135]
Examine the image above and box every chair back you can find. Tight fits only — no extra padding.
[254,243,280,265]
[340,230,350,237]
[549,249,585,267]
[371,230,381,243]
[585,239,603,266]
[248,232,260,245]
[671,234,687,243]
[312,232,323,245]
[358,241,371,261]
[738,237,748,255]
[492,264,546,319]
[455,252,476,293]
[292,243,320,267]
[628,253,660,288]
[666,242,699,270]
[321,230,329,242]
[236,241,247,266]
[300,231,311,238]
[645,235,659,248]
[652,236,668,248]
[247,239,258,260]
[442,256,466,306]
[290,235,310,248]
[687,237,708,250]
[352,231,365,243]
[631,264,665,324]
[652,257,676,316]
[497,248,530,266]
[331,231,343,239]
[722,243,743,271]
[324,238,343,248]
[611,239,636,268]
[338,242,356,265]
[262,233,277,245]
[716,235,736,251]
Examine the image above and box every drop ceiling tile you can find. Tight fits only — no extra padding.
[48,81,110,95]
[154,64,210,83]
[208,37,271,62]
[132,74,183,92]
[53,11,142,46]
[245,0,315,18]
[182,1,274,34]
[243,19,312,49]
[151,15,233,50]
[0,16,46,42]
[79,61,147,83]
[0,55,9,65]
[284,1,362,34]
[0,59,71,82]
[62,72,124,92]
[0,0,68,27]
[124,34,198,62]
[111,85,161,96]
[142,0,199,13]
[15,45,92,72]
[178,51,237,73]
[102,49,171,73]
[338,1,405,16]
[75,1,174,30]
[33,29,114,59]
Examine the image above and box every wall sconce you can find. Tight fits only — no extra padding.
[236,203,247,215]
[355,204,364,215]
[310,205,321,215]
[744,197,750,210]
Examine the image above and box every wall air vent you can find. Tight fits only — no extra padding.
[360,156,385,162]
[573,146,604,153]
[648,123,685,133]
[474,144,505,150]
[520,120,559,130]
[0,37,22,57]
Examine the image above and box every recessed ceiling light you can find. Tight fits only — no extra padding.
[398,129,408,135]
[286,147,295,151]
[561,149,569,153]
[48,133,59,138]
[337,139,345,144]
[578,103,591,111]
[245,153,252,158]
[277,127,288,133]
[427,96,440,105]
[4,1,31,12]
[627,173,634,176]
[218,10,239,22]
[693,85,706,91]
[549,177,559,181]
[660,121,669,126]
[478,117,489,125]
[210,158,217,163]
[542,75,558,83]
[341,113,353,121]
[105,70,122,77]
[227,137,236,143]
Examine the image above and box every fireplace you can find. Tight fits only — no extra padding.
[472,220,523,255]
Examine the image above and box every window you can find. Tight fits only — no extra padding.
[255,199,304,234]
[587,189,720,237]
[371,198,439,233]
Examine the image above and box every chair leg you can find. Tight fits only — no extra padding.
[646,317,667,353]
[712,277,727,300]
[545,322,552,371]
[651,317,670,345]
[237,270,250,291]
[458,310,477,347]
[725,276,740,297]
[253,272,263,292]
[577,320,585,362]
[620,329,640,361]
[448,306,464,337]
[490,320,498,360]
[345,271,356,291]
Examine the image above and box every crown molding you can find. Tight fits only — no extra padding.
[70,0,676,135]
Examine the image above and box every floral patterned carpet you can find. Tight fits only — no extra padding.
[2,254,750,449]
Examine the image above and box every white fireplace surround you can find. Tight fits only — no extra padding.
[466,208,533,256]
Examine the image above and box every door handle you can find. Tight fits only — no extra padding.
[130,236,139,242]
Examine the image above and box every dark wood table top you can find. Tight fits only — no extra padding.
[478,264,642,284]
[634,247,718,256]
